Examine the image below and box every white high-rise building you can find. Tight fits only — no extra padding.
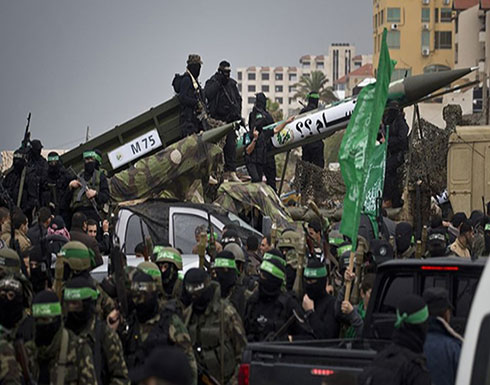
[237,43,370,120]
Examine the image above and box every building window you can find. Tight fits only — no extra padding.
[421,30,430,49]
[289,73,297,81]
[262,85,269,92]
[391,68,412,81]
[289,97,294,104]
[248,72,256,81]
[455,43,458,64]
[374,14,377,29]
[423,64,451,73]
[238,83,242,92]
[302,61,310,69]
[316,61,324,69]
[387,30,400,49]
[421,8,430,22]
[248,97,255,104]
[275,97,283,104]
[275,85,283,93]
[275,73,283,81]
[387,8,401,22]
[380,9,384,25]
[435,8,439,23]
[248,85,256,92]
[237,72,242,81]
[440,8,452,22]
[289,85,296,93]
[261,72,270,81]
[434,31,452,49]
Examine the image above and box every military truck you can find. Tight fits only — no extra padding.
[447,125,490,215]
[239,257,485,385]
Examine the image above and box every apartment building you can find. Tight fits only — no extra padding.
[237,43,365,119]
[373,0,455,79]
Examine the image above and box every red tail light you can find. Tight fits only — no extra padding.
[238,363,250,385]
[311,368,335,376]
[421,266,459,271]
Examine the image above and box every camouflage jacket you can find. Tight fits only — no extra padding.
[27,327,97,385]
[0,334,21,385]
[123,302,197,385]
[184,282,247,385]
[95,280,115,320]
[79,317,129,385]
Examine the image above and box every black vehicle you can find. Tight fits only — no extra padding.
[239,257,486,385]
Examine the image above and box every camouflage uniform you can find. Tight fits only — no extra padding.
[79,317,129,385]
[122,270,197,384]
[0,329,21,385]
[184,281,247,385]
[57,241,115,320]
[27,327,97,385]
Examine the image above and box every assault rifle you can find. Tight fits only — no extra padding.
[14,338,37,385]
[68,167,101,221]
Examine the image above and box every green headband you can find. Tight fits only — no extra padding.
[212,258,237,269]
[33,302,62,318]
[64,287,98,301]
[260,260,285,281]
[0,257,20,267]
[139,267,161,278]
[47,155,60,162]
[308,93,320,99]
[155,250,182,264]
[337,244,352,256]
[59,248,92,260]
[207,232,219,241]
[83,151,102,163]
[304,266,327,278]
[395,305,429,329]
[329,237,344,245]
[263,253,286,266]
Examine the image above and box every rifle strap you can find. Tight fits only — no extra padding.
[220,300,225,385]
[57,328,69,385]
[186,70,200,92]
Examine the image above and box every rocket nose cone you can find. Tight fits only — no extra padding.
[401,67,476,105]
[200,121,239,144]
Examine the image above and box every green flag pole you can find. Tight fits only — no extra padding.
[339,28,395,301]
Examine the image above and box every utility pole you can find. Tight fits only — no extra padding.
[85,126,91,142]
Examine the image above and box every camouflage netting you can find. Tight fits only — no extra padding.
[213,182,293,229]
[110,134,223,202]
[293,159,345,208]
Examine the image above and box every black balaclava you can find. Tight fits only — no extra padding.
[306,92,319,110]
[383,101,400,126]
[213,251,237,298]
[47,152,61,178]
[33,290,62,347]
[187,63,201,79]
[12,152,26,173]
[0,276,24,329]
[395,222,413,254]
[285,265,296,291]
[218,60,231,84]
[392,295,429,353]
[161,263,178,296]
[30,140,43,160]
[132,271,159,323]
[258,256,285,299]
[84,160,96,176]
[304,259,327,302]
[255,92,267,111]
[64,276,96,334]
[29,245,50,294]
[185,268,214,314]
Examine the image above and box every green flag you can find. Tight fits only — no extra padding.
[339,28,395,249]
[362,133,388,238]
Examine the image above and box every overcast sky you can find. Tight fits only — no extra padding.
[0,0,372,151]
